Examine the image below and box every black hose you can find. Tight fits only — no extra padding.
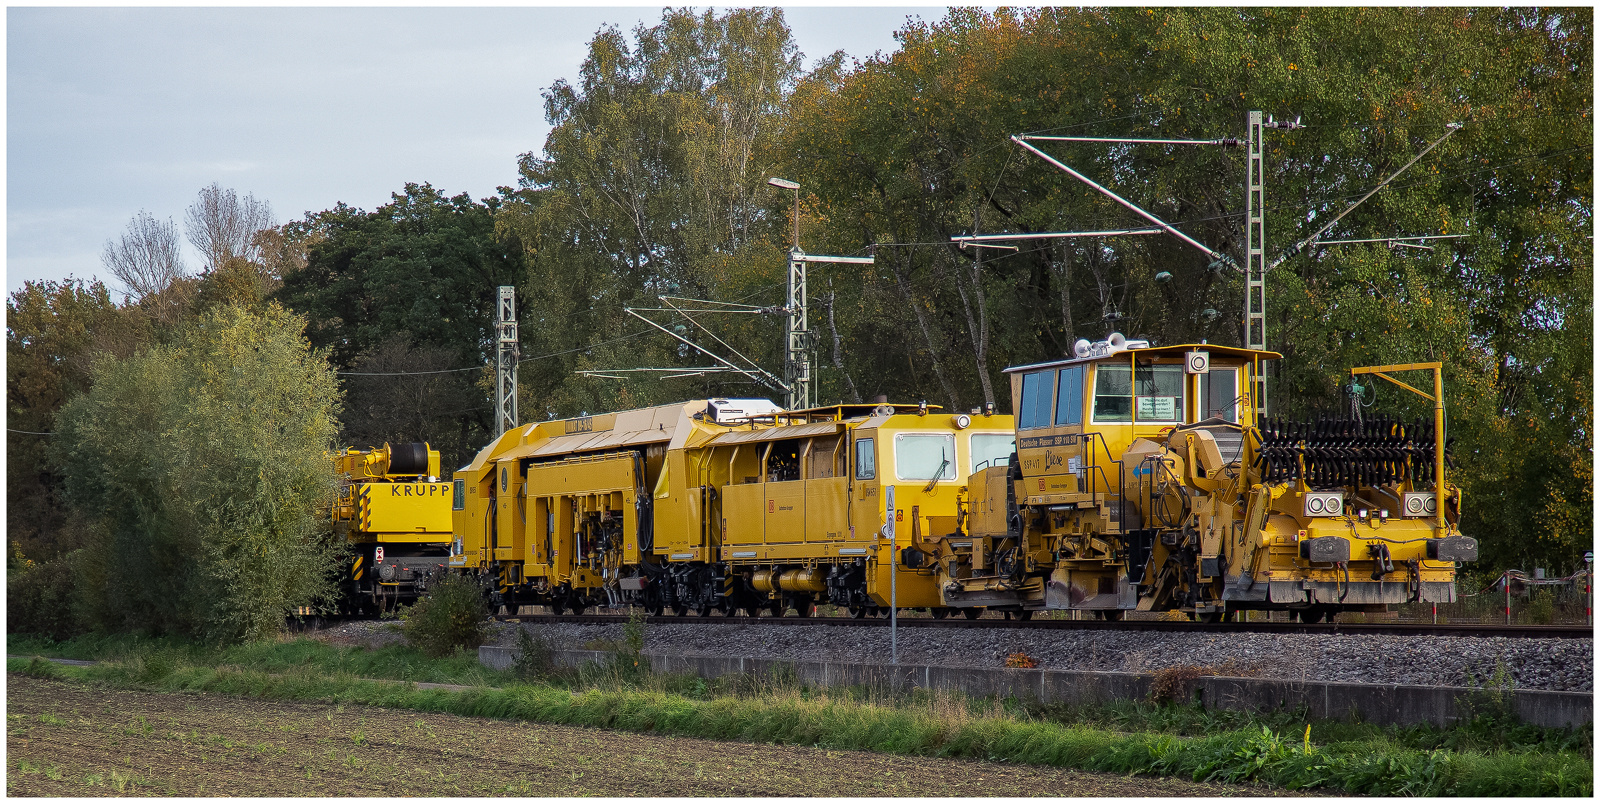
[388,442,430,475]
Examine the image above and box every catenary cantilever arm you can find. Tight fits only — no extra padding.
[1270,124,1463,268]
[1011,135,1240,271]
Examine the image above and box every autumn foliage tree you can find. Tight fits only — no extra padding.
[780,7,1591,573]
[51,304,343,643]
[499,7,804,417]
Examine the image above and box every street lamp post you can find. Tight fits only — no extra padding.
[767,176,800,250]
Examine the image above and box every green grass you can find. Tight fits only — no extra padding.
[8,636,1591,797]
[8,631,508,687]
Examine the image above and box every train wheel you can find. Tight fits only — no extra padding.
[696,602,714,616]
[932,607,949,620]
[673,603,690,617]
[1018,610,1034,621]
[849,605,866,619]
[794,600,814,618]
[1099,610,1124,622]
[647,604,664,617]
[1300,608,1325,624]
[964,608,983,620]
[768,600,785,618]
[549,600,566,616]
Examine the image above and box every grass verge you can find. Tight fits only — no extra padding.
[8,644,1591,797]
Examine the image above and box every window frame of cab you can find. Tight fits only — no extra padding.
[854,436,876,480]
[1091,362,1188,425]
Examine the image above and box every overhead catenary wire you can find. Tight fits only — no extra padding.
[337,278,792,378]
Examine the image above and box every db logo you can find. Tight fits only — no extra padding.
[768,500,775,513]
[375,546,385,562]
[1038,479,1046,491]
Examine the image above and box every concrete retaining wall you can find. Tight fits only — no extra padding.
[479,645,1591,730]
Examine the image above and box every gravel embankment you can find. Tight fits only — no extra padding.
[481,620,1593,692]
[308,617,1592,692]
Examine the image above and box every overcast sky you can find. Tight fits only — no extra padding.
[6,6,947,295]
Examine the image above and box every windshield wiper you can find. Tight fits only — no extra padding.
[924,449,950,493]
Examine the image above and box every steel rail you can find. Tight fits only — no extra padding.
[489,613,1592,640]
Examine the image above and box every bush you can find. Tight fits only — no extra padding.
[1529,589,1555,624]
[511,627,558,681]
[51,303,343,643]
[400,574,489,658]
[6,550,87,641]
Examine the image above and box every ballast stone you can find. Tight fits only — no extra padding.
[489,620,1593,692]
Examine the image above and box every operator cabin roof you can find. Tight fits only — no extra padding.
[1005,343,1282,375]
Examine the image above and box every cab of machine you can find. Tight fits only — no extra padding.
[713,404,1015,562]
[1005,337,1278,496]
[848,406,1016,544]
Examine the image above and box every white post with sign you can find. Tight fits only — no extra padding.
[1587,551,1594,626]
[885,484,897,665]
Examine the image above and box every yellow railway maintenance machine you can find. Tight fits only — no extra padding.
[451,398,1018,618]
[331,443,454,614]
[998,334,1475,622]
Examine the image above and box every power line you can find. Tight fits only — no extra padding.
[337,278,792,378]
[7,428,54,435]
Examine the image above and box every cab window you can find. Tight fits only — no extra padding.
[1135,365,1186,422]
[1093,364,1186,423]
[1018,370,1056,429]
[1054,365,1085,426]
[970,433,1015,474]
[854,438,875,480]
[894,433,958,481]
[1092,366,1132,422]
[1202,367,1240,421]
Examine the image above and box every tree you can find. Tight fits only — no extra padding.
[6,279,153,562]
[501,7,804,417]
[101,210,188,321]
[272,183,526,461]
[52,303,343,642]
[275,183,524,368]
[781,8,1590,571]
[186,182,276,271]
[339,337,486,473]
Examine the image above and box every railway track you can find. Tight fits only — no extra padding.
[490,612,1593,640]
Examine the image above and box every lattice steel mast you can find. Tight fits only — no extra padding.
[495,285,519,437]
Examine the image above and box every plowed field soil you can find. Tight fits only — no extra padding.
[7,674,1275,796]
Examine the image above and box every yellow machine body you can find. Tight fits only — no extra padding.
[452,398,1015,616]
[1003,342,1472,621]
[330,442,453,613]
